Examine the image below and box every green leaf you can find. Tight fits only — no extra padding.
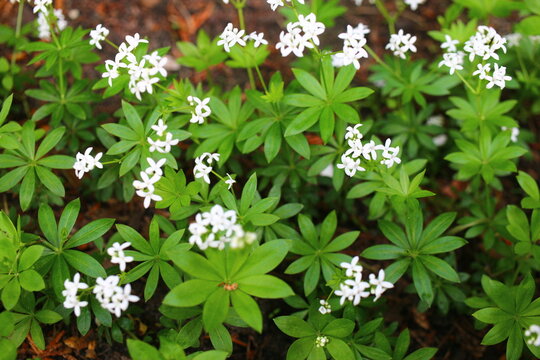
[238,275,294,298]
[231,290,262,332]
[168,250,221,281]
[38,203,58,245]
[63,250,106,278]
[292,68,325,99]
[379,220,409,249]
[326,338,355,360]
[322,319,354,338]
[286,338,314,360]
[35,127,65,159]
[274,316,316,338]
[35,309,62,324]
[420,236,466,254]
[506,324,524,360]
[1,278,20,310]
[65,218,115,249]
[127,339,165,360]
[419,212,456,247]
[19,167,35,210]
[420,255,460,282]
[116,224,153,254]
[122,101,144,137]
[58,198,81,240]
[0,166,28,192]
[403,348,438,360]
[163,279,218,307]
[35,166,65,197]
[234,240,289,278]
[19,270,45,291]
[362,245,404,260]
[202,288,229,331]
[412,259,433,305]
[18,245,44,271]
[285,107,321,137]
[473,307,513,324]
[240,173,257,214]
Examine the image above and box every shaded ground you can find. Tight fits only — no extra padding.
[0,0,522,359]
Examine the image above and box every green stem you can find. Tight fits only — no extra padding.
[375,0,396,34]
[10,0,25,68]
[233,1,256,89]
[365,45,403,81]
[105,38,119,50]
[455,71,478,95]
[254,64,268,93]
[447,218,487,236]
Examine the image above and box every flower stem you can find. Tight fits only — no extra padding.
[10,0,25,68]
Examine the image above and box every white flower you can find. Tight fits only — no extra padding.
[380,146,401,168]
[33,0,52,14]
[225,173,236,189]
[525,325,540,347]
[472,63,491,80]
[248,32,268,47]
[151,119,167,136]
[107,242,134,272]
[133,171,161,192]
[501,126,519,143]
[433,134,448,147]
[62,273,89,317]
[315,336,329,348]
[386,29,417,59]
[276,14,325,58]
[485,63,512,89]
[102,59,124,87]
[318,299,332,314]
[188,96,211,124]
[404,0,426,11]
[115,42,137,64]
[438,52,464,75]
[93,275,120,305]
[340,256,363,278]
[73,147,103,179]
[426,115,444,127]
[145,157,166,176]
[266,0,305,10]
[319,164,334,178]
[89,24,109,50]
[194,153,220,184]
[464,26,507,62]
[335,277,371,305]
[106,284,140,318]
[505,33,522,47]
[369,269,394,301]
[337,153,365,177]
[125,33,148,51]
[217,23,246,52]
[137,189,163,208]
[334,25,369,70]
[441,35,459,53]
[345,124,363,140]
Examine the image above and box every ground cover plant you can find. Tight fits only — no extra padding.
[0,0,539,358]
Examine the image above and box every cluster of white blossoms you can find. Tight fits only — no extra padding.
[332,24,370,70]
[217,23,268,53]
[525,324,540,347]
[193,152,220,184]
[439,26,512,90]
[337,124,401,177]
[89,24,110,50]
[187,96,211,124]
[501,126,519,143]
[505,33,540,47]
[101,33,168,101]
[318,299,332,315]
[147,119,180,154]
[386,29,417,59]
[266,0,305,11]
[93,276,140,318]
[62,273,139,318]
[315,336,329,348]
[25,0,67,40]
[334,257,394,306]
[73,147,103,179]
[276,13,325,57]
[133,157,166,208]
[188,204,256,250]
[107,242,134,272]
[404,0,426,11]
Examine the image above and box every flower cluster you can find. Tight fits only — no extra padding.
[187,96,211,124]
[332,24,370,70]
[101,33,168,100]
[147,119,180,153]
[107,242,134,272]
[439,26,512,89]
[89,24,110,50]
[426,115,448,147]
[315,336,329,348]
[525,324,540,347]
[62,273,89,317]
[334,257,393,306]
[132,157,166,208]
[276,13,325,57]
[73,147,103,179]
[386,29,417,59]
[501,126,519,143]
[188,204,257,250]
[193,152,220,184]
[337,124,401,177]
[318,299,332,315]
[217,23,268,53]
[266,0,305,11]
[93,276,140,318]
[33,0,67,40]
